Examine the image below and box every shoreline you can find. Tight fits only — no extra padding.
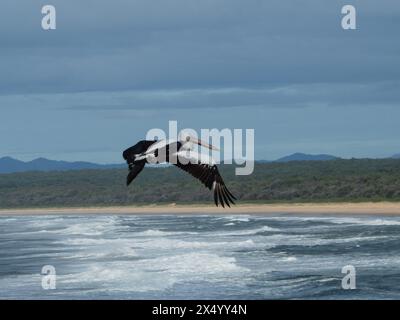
[2,202,400,216]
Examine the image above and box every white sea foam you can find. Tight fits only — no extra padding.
[166,239,256,249]
[281,256,297,262]
[317,278,338,283]
[252,232,390,248]
[135,229,198,236]
[136,237,258,251]
[219,225,280,236]
[65,246,138,260]
[220,215,251,222]
[59,252,248,293]
[50,217,129,236]
[356,218,400,226]
[307,217,400,226]
[255,215,400,227]
[58,234,259,264]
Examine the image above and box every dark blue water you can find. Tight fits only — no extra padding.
[0,214,400,299]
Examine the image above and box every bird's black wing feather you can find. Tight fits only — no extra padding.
[123,140,156,186]
[173,162,236,207]
[123,140,156,162]
[126,160,146,186]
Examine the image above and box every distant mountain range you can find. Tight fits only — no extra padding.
[0,157,124,174]
[1,153,399,174]
[275,153,339,162]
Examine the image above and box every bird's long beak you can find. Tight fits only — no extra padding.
[192,138,219,151]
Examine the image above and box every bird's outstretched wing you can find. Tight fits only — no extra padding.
[123,140,157,186]
[126,160,146,186]
[173,162,236,207]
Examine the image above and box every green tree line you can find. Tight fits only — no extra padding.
[1,159,400,208]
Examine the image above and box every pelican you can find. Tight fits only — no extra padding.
[122,134,236,207]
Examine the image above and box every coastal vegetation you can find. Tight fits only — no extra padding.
[1,159,400,208]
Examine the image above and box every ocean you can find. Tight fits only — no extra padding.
[0,213,400,299]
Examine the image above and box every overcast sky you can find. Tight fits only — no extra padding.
[0,0,399,163]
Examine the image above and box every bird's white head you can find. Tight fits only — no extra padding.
[179,131,219,151]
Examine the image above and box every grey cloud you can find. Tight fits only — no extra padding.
[0,0,399,94]
[1,81,398,113]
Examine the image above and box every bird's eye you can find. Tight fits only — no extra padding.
[186,136,190,141]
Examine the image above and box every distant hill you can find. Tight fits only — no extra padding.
[0,153,342,173]
[276,153,339,162]
[3,152,395,173]
[0,157,124,174]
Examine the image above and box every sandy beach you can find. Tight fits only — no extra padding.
[1,202,400,216]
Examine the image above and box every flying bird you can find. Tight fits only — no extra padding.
[122,135,236,207]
